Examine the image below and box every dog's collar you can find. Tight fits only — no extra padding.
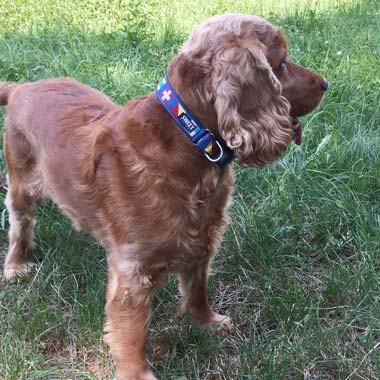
[155,77,233,166]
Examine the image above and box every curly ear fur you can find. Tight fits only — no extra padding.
[211,37,292,167]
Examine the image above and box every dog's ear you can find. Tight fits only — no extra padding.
[211,36,293,167]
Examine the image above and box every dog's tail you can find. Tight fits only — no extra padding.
[0,82,17,106]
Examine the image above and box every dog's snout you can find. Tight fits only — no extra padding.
[321,79,328,92]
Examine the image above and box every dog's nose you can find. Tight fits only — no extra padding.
[321,79,328,92]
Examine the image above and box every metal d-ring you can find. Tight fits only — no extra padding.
[204,140,224,162]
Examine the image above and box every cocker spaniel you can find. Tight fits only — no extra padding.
[0,13,327,380]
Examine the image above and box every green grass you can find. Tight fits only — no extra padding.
[1,0,380,379]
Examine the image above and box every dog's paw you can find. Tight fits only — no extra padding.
[117,369,157,380]
[3,261,37,281]
[188,307,233,332]
[138,370,158,380]
[210,313,233,332]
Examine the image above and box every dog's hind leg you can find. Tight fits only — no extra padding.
[3,132,40,280]
[3,184,39,280]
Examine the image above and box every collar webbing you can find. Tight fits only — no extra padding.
[155,77,233,166]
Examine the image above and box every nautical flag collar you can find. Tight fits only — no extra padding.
[155,77,233,166]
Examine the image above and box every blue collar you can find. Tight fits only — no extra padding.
[155,77,233,166]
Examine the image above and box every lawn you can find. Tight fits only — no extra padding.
[1,0,380,379]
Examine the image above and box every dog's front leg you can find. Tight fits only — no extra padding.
[104,264,156,380]
[178,258,232,331]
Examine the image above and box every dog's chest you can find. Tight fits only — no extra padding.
[93,162,234,269]
[147,168,234,264]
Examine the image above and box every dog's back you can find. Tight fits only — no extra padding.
[1,78,117,153]
[1,78,123,233]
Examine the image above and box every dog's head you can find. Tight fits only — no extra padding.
[168,14,327,167]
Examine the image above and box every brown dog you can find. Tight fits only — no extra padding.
[0,14,326,380]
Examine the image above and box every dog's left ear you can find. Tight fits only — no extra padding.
[211,35,293,167]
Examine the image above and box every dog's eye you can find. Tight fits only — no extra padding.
[278,61,287,70]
